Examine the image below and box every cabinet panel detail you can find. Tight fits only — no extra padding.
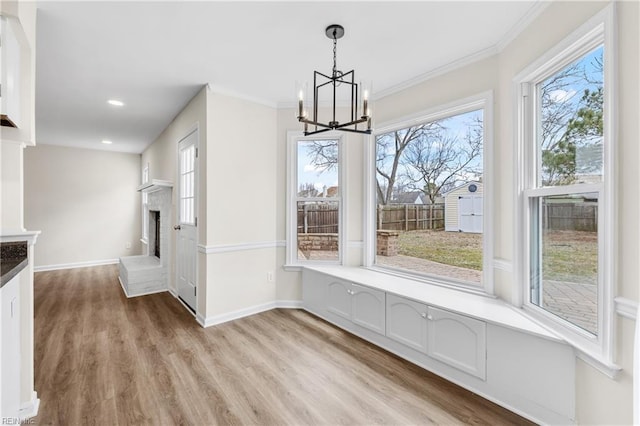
[326,280,351,319]
[386,294,428,352]
[427,306,486,380]
[351,284,385,335]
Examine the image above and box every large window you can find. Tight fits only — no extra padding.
[368,94,492,291]
[286,133,343,266]
[517,7,614,364]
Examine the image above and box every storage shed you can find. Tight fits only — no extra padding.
[444,182,483,233]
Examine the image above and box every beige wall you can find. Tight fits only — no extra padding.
[23,144,141,268]
[204,91,278,317]
[1,142,24,230]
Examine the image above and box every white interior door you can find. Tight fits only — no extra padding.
[176,130,198,312]
[458,195,483,233]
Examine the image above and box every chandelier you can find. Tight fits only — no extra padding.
[297,24,372,136]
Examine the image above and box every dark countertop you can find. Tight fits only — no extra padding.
[1,241,28,288]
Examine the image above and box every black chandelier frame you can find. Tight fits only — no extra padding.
[297,24,372,136]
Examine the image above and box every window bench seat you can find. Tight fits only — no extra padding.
[304,265,561,342]
[302,265,575,425]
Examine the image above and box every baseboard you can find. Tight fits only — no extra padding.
[18,391,39,420]
[198,300,303,328]
[35,258,119,272]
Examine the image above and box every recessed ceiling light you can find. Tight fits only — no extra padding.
[101,140,113,145]
[107,99,124,107]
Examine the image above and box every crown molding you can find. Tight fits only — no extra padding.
[496,1,553,52]
[206,83,277,109]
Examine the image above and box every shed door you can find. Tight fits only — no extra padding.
[458,196,483,233]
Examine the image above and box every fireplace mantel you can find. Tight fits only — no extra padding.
[137,179,173,193]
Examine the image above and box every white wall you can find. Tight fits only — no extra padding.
[140,85,207,307]
[24,144,141,269]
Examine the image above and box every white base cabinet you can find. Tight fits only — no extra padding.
[303,267,575,425]
[386,294,486,380]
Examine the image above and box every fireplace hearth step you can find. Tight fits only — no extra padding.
[119,255,167,298]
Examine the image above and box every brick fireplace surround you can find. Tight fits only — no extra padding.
[119,181,172,297]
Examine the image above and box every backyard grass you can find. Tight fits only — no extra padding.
[395,229,598,282]
[397,230,483,270]
[542,229,598,284]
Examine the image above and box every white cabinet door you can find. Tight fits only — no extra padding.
[386,294,428,353]
[1,275,21,418]
[326,279,351,320]
[427,306,486,380]
[326,280,385,335]
[351,284,385,335]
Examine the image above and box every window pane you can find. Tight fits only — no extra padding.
[297,140,339,198]
[375,109,483,285]
[537,46,604,187]
[530,193,598,335]
[297,201,339,261]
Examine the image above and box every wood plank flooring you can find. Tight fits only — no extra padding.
[32,265,534,425]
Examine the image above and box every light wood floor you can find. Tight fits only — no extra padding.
[33,265,533,425]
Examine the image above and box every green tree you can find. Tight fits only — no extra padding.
[542,87,603,185]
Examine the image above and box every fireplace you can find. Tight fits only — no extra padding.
[149,210,161,258]
[119,180,173,298]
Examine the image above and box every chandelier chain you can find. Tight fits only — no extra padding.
[332,37,337,78]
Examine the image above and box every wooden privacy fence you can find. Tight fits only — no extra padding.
[377,204,445,231]
[297,203,445,233]
[297,203,339,234]
[297,202,596,233]
[543,203,598,232]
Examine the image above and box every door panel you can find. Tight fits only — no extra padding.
[176,130,198,311]
[458,195,483,233]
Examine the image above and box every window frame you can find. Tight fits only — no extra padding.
[514,5,616,369]
[363,92,494,295]
[285,131,345,269]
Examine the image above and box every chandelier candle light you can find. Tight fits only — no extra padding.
[297,24,372,136]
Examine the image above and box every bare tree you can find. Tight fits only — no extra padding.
[402,117,482,204]
[376,123,441,205]
[305,140,338,172]
[298,182,319,198]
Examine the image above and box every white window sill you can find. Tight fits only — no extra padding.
[284,260,341,272]
[366,265,489,297]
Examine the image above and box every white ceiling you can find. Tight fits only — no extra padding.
[35,1,543,154]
